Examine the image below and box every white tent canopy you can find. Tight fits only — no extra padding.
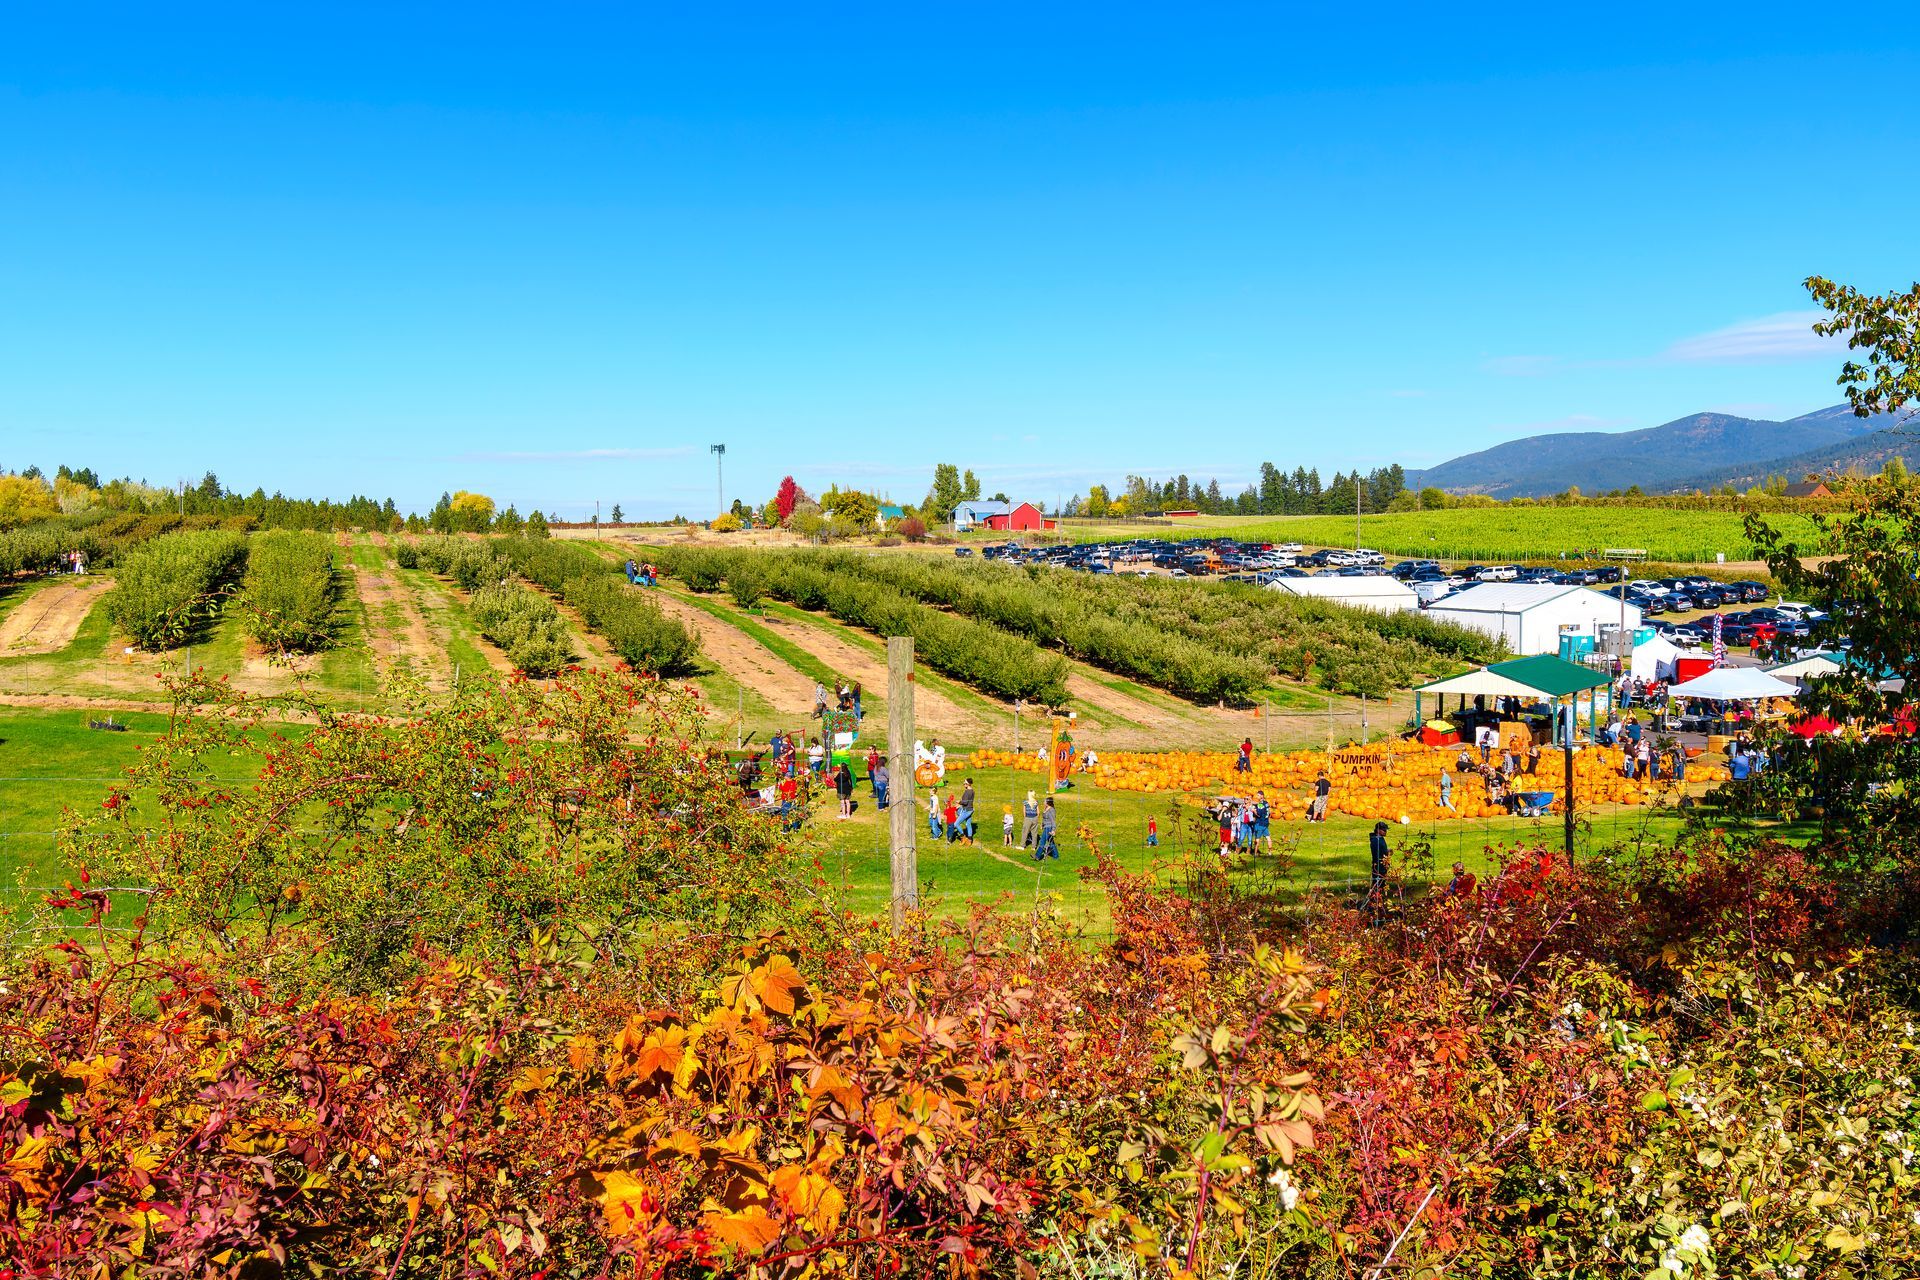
[1767,653,1845,681]
[1630,635,1683,682]
[1414,669,1548,700]
[1669,666,1800,701]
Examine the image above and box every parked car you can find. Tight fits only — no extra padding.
[1728,580,1770,603]
[954,546,974,557]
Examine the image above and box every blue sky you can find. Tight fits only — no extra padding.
[3,4,1916,517]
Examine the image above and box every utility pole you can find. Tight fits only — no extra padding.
[1562,717,1577,862]
[1355,476,1362,552]
[710,443,727,520]
[887,637,918,933]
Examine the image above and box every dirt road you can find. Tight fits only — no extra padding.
[0,579,111,656]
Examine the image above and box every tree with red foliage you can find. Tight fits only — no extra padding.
[774,476,800,525]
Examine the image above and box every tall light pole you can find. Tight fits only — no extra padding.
[710,443,726,520]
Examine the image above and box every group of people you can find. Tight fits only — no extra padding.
[1454,732,1552,814]
[621,559,657,586]
[923,783,1060,860]
[1596,715,1690,781]
[1210,792,1274,854]
[814,681,864,722]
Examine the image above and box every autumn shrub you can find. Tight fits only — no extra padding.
[236,529,340,652]
[8,670,1920,1277]
[105,528,251,649]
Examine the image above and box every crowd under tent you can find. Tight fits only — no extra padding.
[1423,582,1643,656]
[1264,573,1417,614]
[1414,654,1613,743]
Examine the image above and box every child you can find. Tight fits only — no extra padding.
[1146,817,1159,848]
[1002,804,1015,846]
[928,791,943,841]
[943,793,960,843]
[1217,802,1233,856]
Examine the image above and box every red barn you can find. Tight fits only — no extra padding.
[984,502,1056,532]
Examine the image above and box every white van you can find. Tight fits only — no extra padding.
[1413,580,1455,606]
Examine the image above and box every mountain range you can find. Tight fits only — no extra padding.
[1410,405,1913,498]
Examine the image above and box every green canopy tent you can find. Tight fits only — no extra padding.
[1415,654,1612,744]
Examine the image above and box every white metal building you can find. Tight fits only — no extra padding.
[1265,574,1417,614]
[1424,582,1642,655]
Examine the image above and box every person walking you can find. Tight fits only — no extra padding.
[624,558,639,585]
[1367,821,1391,914]
[927,790,943,841]
[834,762,854,819]
[851,681,863,722]
[865,745,882,796]
[777,773,801,833]
[958,777,976,844]
[1635,737,1652,780]
[1237,737,1254,773]
[1002,804,1015,846]
[1673,745,1688,782]
[1439,770,1455,812]
[1034,797,1059,861]
[1019,790,1039,848]
[1146,816,1159,848]
[873,758,890,811]
[1253,792,1271,854]
[813,683,828,721]
[1309,770,1331,822]
[943,792,960,844]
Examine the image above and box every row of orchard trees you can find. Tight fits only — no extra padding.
[403,535,698,677]
[643,545,1495,701]
[103,528,346,654]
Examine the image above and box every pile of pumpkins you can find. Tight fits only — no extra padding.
[1076,741,1733,823]
[964,747,1050,774]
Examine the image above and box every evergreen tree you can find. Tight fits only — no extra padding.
[1258,462,1282,514]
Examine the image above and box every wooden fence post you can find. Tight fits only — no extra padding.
[887,637,918,933]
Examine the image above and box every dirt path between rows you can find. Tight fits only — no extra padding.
[750,610,991,741]
[550,597,618,669]
[646,592,817,715]
[1065,673,1190,734]
[0,579,111,656]
[350,559,451,687]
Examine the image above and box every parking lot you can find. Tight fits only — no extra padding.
[958,535,1826,658]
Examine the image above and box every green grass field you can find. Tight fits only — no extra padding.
[1047,508,1822,564]
[0,702,1738,938]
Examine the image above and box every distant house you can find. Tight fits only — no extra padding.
[952,500,1011,531]
[983,502,1057,533]
[1782,481,1832,498]
[1163,509,1201,519]
[876,503,907,530]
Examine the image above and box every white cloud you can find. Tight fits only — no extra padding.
[1659,311,1840,364]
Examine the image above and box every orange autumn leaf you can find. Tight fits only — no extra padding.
[595,1170,657,1239]
[750,955,807,1016]
[770,1164,846,1233]
[705,1204,782,1256]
